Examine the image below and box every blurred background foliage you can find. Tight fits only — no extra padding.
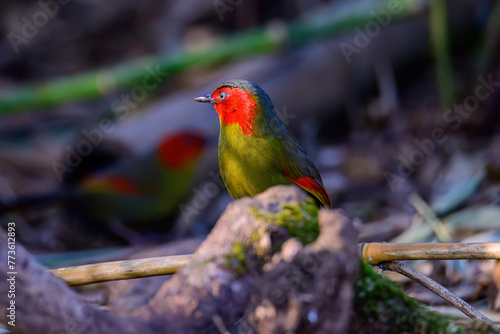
[0,0,500,321]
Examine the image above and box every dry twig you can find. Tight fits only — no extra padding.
[379,261,498,327]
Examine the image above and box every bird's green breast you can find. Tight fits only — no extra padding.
[218,123,291,199]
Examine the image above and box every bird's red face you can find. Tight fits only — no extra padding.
[197,87,257,136]
[157,132,206,170]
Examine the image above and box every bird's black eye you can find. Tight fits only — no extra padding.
[218,91,227,101]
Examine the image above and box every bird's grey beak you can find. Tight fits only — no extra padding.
[194,94,216,104]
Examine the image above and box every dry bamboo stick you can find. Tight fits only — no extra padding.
[47,242,500,327]
[380,261,498,326]
[50,243,500,286]
[50,254,192,286]
[360,242,500,265]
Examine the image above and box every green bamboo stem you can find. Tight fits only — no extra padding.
[476,1,500,76]
[0,0,424,114]
[429,0,455,110]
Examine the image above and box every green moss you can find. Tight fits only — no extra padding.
[352,262,500,334]
[225,242,250,276]
[356,261,420,309]
[249,226,271,257]
[225,199,319,275]
[251,198,320,245]
[461,321,500,334]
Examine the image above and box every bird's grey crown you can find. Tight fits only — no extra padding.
[215,79,264,97]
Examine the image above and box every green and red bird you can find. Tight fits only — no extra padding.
[195,79,331,208]
[1,131,206,227]
[76,131,206,224]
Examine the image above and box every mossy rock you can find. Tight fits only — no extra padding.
[251,197,320,245]
[247,197,499,334]
[351,262,494,333]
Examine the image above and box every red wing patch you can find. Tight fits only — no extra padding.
[286,176,331,208]
[106,176,139,195]
[83,175,139,195]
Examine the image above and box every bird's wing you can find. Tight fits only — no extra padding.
[279,134,331,208]
[285,174,331,208]
[79,152,162,195]
[80,174,140,195]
